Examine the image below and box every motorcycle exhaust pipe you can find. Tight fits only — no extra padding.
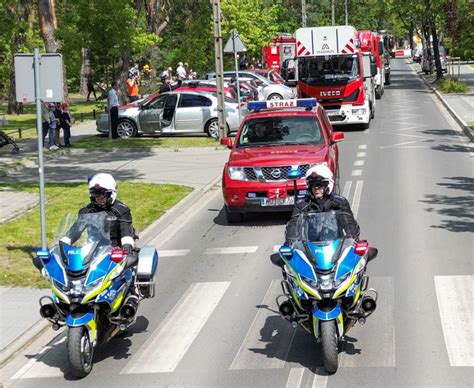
[40,303,56,318]
[361,296,376,313]
[279,300,295,317]
[120,295,139,319]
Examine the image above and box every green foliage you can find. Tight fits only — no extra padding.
[74,135,220,149]
[438,78,468,93]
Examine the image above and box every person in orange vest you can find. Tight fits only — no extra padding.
[126,71,140,103]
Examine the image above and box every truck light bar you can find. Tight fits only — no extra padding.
[248,98,317,111]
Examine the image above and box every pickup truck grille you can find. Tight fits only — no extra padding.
[244,164,311,182]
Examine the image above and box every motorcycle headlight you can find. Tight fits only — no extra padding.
[53,279,69,293]
[316,274,335,291]
[300,274,317,288]
[84,277,104,292]
[333,272,350,287]
[228,167,246,181]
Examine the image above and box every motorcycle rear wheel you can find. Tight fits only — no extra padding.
[67,326,94,378]
[320,320,338,373]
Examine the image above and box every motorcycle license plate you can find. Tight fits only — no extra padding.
[261,197,295,207]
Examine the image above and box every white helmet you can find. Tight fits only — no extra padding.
[88,173,117,206]
[305,164,334,194]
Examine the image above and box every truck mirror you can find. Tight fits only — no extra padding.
[220,137,233,148]
[371,61,377,77]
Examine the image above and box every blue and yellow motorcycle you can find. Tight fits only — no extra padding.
[34,212,158,377]
[272,211,378,373]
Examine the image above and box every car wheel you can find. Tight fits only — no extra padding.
[268,93,283,100]
[205,118,226,139]
[117,119,137,138]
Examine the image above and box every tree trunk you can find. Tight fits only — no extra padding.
[79,48,92,96]
[431,24,444,80]
[38,0,69,102]
[7,62,17,115]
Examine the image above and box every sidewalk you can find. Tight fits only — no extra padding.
[0,125,229,365]
[409,61,474,141]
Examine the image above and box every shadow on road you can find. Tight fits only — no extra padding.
[420,176,474,233]
[213,207,290,228]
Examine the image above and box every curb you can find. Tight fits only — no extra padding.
[408,60,474,142]
[0,172,222,367]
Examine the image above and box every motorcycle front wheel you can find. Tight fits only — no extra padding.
[320,320,338,373]
[67,326,94,378]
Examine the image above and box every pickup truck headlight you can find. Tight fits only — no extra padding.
[228,167,246,181]
[352,108,366,115]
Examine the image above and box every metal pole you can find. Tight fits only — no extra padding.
[332,0,335,26]
[232,30,242,125]
[34,48,47,250]
[344,0,348,25]
[302,0,307,27]
[212,0,226,141]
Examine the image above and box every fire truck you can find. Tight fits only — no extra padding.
[295,25,377,129]
[261,34,296,73]
[356,30,385,99]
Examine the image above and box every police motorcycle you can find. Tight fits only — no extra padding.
[34,212,158,378]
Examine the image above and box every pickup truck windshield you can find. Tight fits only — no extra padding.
[298,55,359,85]
[237,116,324,148]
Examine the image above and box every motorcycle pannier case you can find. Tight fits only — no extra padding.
[136,245,158,298]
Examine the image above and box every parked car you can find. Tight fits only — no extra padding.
[96,91,245,138]
[206,71,295,100]
[220,98,344,222]
[421,46,448,74]
[246,69,286,84]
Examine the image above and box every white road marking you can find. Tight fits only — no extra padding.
[11,336,67,380]
[354,160,365,166]
[204,246,259,255]
[311,368,329,387]
[356,152,366,158]
[351,169,363,176]
[286,367,305,388]
[351,181,363,218]
[358,145,367,149]
[121,282,230,374]
[159,249,190,257]
[340,276,395,367]
[229,280,296,370]
[434,275,474,366]
[342,180,352,199]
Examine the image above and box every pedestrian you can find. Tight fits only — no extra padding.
[53,102,63,147]
[47,103,59,150]
[108,81,120,139]
[86,75,97,101]
[60,102,74,147]
[159,78,182,94]
[126,72,139,103]
[159,67,172,82]
[176,62,187,81]
[184,62,190,78]
[41,101,50,147]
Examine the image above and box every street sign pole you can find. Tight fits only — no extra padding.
[34,48,47,249]
[212,0,227,141]
[232,30,242,125]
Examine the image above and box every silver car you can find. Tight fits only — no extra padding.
[206,71,295,100]
[96,91,245,138]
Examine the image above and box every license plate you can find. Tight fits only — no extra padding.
[326,110,340,116]
[261,196,295,207]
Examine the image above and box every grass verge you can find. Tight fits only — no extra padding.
[467,121,474,131]
[74,134,221,148]
[0,182,192,288]
[438,78,469,93]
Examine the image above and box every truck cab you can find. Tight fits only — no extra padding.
[357,30,385,99]
[295,25,377,129]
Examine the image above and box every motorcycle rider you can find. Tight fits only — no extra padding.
[66,173,136,253]
[285,164,360,244]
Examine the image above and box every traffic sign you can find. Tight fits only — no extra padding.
[224,31,247,53]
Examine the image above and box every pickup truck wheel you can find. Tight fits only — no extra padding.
[225,207,243,223]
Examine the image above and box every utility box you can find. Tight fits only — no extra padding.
[14,53,64,103]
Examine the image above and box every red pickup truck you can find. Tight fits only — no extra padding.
[220,99,344,222]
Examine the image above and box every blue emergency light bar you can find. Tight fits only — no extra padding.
[247,98,317,111]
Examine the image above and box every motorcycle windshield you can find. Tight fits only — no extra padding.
[53,212,111,271]
[295,211,353,270]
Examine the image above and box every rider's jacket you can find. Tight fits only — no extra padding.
[285,193,360,243]
[76,201,136,247]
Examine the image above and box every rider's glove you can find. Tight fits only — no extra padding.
[123,244,133,255]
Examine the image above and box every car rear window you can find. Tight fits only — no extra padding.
[237,116,324,148]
